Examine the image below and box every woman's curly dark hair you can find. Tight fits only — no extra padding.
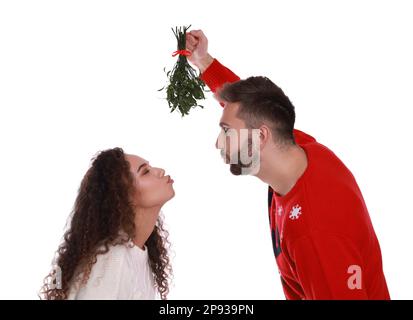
[39,147,172,300]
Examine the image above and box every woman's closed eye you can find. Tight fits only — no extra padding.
[137,163,150,175]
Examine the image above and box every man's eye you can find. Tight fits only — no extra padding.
[223,127,229,133]
[143,169,150,175]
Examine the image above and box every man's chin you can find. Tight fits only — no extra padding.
[229,164,242,176]
[229,163,259,176]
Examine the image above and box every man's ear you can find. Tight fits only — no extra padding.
[259,125,271,149]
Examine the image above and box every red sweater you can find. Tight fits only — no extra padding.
[201,59,390,300]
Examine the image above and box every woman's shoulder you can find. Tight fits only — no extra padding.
[94,242,129,267]
[92,240,149,274]
[67,240,147,299]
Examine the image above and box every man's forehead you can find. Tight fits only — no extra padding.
[221,101,237,117]
[221,102,243,126]
[223,101,240,111]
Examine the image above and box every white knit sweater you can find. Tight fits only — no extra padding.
[67,241,156,300]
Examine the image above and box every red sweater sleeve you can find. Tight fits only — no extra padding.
[290,232,369,299]
[200,59,240,93]
[200,58,312,144]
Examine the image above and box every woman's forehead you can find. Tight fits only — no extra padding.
[125,154,147,170]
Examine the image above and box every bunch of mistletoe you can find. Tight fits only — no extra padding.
[160,25,206,117]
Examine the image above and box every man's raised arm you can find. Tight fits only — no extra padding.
[186,30,239,97]
[186,29,314,145]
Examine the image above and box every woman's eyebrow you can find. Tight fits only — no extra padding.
[137,162,149,173]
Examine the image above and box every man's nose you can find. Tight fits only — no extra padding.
[215,133,223,150]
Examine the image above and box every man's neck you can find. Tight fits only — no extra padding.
[258,144,308,197]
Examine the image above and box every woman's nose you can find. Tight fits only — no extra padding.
[156,168,165,177]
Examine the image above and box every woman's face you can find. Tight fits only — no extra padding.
[126,154,175,208]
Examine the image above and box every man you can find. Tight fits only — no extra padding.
[186,30,390,300]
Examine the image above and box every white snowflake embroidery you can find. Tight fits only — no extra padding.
[289,205,302,220]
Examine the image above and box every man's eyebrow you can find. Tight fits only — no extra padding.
[219,122,230,128]
[137,162,149,173]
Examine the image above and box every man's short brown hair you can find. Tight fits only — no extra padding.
[217,76,296,145]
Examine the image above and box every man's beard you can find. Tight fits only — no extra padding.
[223,136,260,176]
[229,153,260,176]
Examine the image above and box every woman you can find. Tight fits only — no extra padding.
[40,147,174,299]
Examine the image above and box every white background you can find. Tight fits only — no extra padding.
[0,0,412,299]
